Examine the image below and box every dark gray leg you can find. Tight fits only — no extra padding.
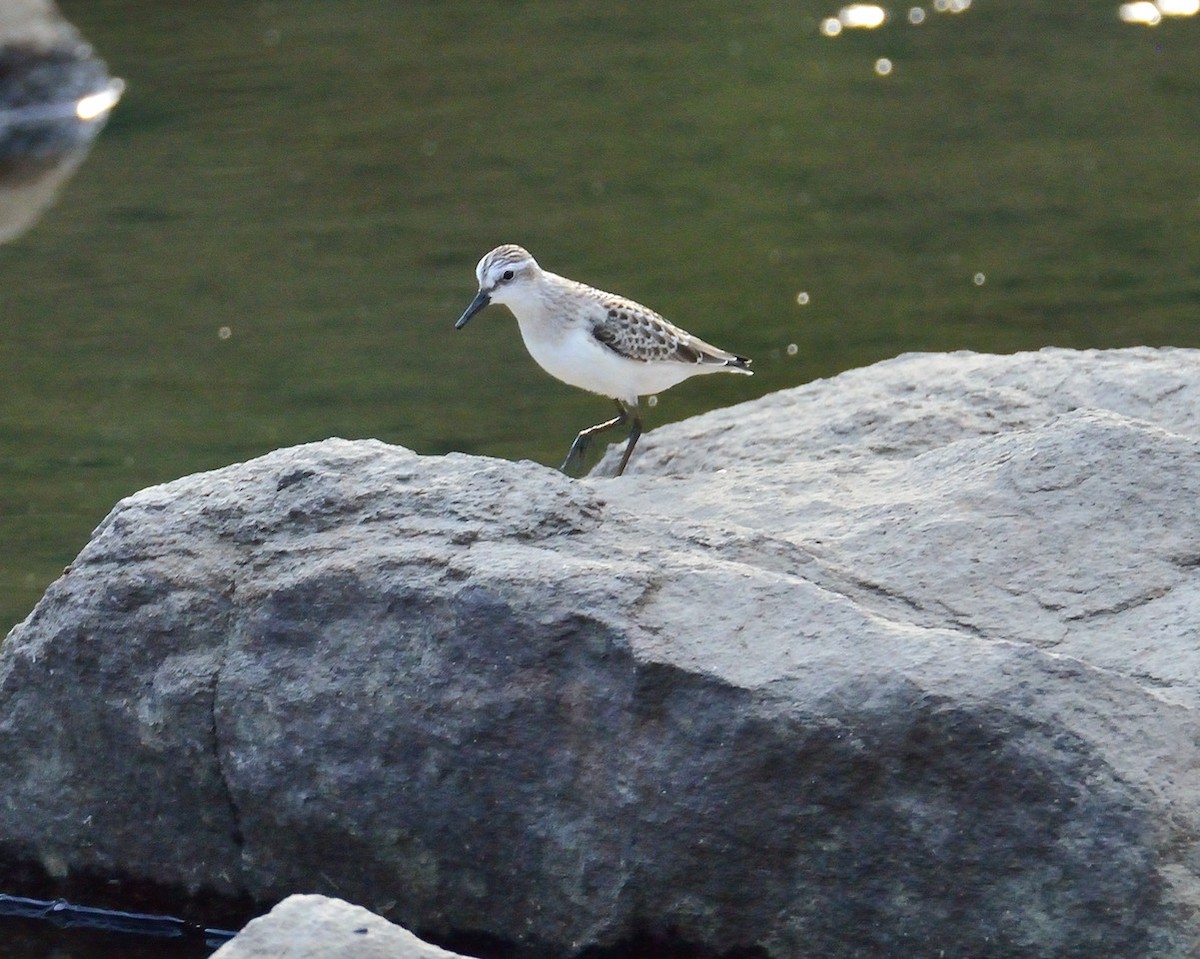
[613,406,643,477]
[560,400,627,475]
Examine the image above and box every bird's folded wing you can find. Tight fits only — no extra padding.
[590,302,716,365]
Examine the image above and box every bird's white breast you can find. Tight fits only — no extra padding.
[512,311,704,404]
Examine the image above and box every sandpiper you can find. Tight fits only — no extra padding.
[455,244,753,476]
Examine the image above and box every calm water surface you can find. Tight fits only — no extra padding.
[2,2,1199,949]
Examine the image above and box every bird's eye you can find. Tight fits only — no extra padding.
[502,270,514,281]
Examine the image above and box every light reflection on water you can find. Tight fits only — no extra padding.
[73,78,124,121]
[821,0,970,35]
[1121,0,1200,23]
[821,4,888,36]
[822,0,1200,33]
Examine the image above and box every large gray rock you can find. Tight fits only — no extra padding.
[2,347,1200,957]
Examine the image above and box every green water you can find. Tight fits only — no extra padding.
[1,0,1198,636]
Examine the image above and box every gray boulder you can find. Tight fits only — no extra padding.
[2,347,1200,957]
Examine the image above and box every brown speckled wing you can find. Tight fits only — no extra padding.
[591,300,707,364]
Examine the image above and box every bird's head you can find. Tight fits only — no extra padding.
[455,245,541,329]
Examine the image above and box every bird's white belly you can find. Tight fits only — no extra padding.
[517,320,701,404]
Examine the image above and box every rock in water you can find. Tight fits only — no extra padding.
[2,347,1200,958]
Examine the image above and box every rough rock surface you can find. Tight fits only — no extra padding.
[2,347,1200,958]
[211,894,468,959]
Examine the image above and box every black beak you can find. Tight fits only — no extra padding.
[455,289,491,329]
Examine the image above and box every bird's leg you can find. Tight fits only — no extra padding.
[560,400,627,475]
[613,404,642,477]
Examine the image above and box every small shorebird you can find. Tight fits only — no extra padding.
[455,244,752,476]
